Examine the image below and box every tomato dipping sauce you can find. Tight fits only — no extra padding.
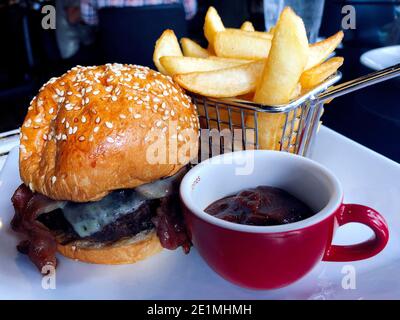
[204,186,314,226]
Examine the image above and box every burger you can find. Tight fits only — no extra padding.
[11,63,199,273]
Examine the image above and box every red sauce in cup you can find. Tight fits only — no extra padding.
[204,186,314,226]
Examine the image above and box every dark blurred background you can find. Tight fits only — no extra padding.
[0,0,399,161]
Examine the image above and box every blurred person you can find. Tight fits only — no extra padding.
[56,0,97,62]
[80,0,197,26]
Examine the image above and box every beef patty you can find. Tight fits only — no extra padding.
[38,198,159,245]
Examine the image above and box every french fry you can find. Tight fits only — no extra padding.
[214,30,272,60]
[306,31,344,70]
[207,44,216,55]
[159,56,247,75]
[173,60,265,98]
[269,26,276,35]
[254,7,309,105]
[241,21,255,32]
[204,6,225,52]
[209,56,254,64]
[300,57,344,89]
[153,30,182,75]
[226,28,272,40]
[180,38,210,58]
[245,109,300,151]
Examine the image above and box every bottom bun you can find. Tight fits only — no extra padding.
[57,229,163,265]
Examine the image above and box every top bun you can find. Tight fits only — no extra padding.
[20,64,199,202]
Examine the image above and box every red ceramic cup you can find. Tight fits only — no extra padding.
[180,150,389,290]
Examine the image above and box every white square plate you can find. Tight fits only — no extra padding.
[0,126,399,299]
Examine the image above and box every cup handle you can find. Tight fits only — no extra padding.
[323,204,389,262]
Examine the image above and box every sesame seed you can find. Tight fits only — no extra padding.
[67,91,73,95]
[105,121,113,128]
[51,176,57,184]
[43,134,47,140]
[78,135,85,141]
[94,126,99,133]
[81,116,87,123]
[178,134,184,141]
[34,118,42,123]
[134,114,141,119]
[68,127,73,135]
[85,97,90,104]
[49,108,54,114]
[155,120,162,127]
[119,114,126,119]
[62,134,67,140]
[95,117,101,123]
[111,96,117,101]
[105,86,113,92]
[73,126,78,134]
[106,137,114,143]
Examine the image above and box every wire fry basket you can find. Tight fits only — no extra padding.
[190,72,342,158]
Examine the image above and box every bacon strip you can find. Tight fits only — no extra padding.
[11,184,191,273]
[11,184,58,273]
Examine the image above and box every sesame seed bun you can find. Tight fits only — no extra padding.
[57,229,163,265]
[19,64,199,202]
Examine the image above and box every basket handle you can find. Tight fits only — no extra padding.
[316,63,400,104]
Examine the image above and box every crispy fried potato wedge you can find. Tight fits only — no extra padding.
[173,60,265,98]
[254,7,309,105]
[214,31,272,60]
[159,56,247,75]
[241,21,255,32]
[204,6,225,52]
[153,30,182,75]
[208,56,254,63]
[180,38,210,58]
[300,57,344,89]
[208,44,216,55]
[306,31,344,70]
[269,26,276,35]
[225,28,272,40]
[245,108,300,151]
